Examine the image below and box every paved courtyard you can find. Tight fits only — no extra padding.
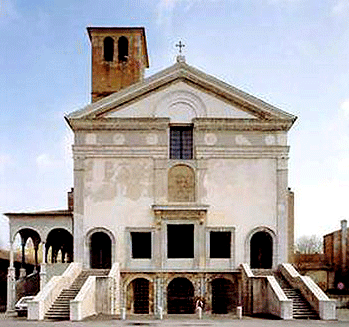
[1,310,349,327]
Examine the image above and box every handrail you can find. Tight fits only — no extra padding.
[70,276,96,321]
[108,262,120,315]
[27,263,82,320]
[280,263,336,320]
[240,264,292,319]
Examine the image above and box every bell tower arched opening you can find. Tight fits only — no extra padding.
[103,37,114,61]
[118,36,128,62]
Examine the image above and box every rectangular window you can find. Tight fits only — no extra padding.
[170,126,193,159]
[167,224,194,258]
[131,232,152,259]
[210,231,231,258]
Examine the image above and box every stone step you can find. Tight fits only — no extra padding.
[273,272,319,320]
[45,315,69,320]
[47,309,69,314]
[44,269,110,320]
[49,307,69,311]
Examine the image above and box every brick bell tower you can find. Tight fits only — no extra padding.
[87,27,149,102]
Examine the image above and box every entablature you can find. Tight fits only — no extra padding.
[193,118,294,132]
[66,117,170,131]
[152,204,209,225]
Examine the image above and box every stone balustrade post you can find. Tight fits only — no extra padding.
[6,242,16,313]
[40,242,47,290]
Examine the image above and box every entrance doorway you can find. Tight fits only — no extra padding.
[132,278,150,314]
[250,231,273,269]
[167,278,194,314]
[90,232,111,269]
[211,278,236,314]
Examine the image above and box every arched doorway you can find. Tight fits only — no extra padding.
[132,278,150,314]
[250,231,273,268]
[167,278,194,314]
[90,232,111,269]
[211,278,236,314]
[46,228,73,264]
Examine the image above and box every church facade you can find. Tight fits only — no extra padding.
[68,27,296,314]
[7,27,308,318]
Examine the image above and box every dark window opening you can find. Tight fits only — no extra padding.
[170,126,193,159]
[167,224,194,258]
[103,37,114,62]
[118,36,129,62]
[210,231,231,258]
[131,232,151,259]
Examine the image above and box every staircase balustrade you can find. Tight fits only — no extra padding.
[27,262,82,320]
[279,263,337,320]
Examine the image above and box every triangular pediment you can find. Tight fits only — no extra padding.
[66,60,296,127]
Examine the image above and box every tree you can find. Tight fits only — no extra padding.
[296,235,323,254]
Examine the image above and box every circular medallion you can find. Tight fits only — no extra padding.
[113,134,125,145]
[146,133,158,145]
[204,133,217,146]
[265,135,276,146]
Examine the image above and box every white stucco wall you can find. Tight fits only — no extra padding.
[202,158,278,265]
[104,82,256,121]
[72,80,291,270]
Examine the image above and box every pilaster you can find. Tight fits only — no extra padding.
[276,155,289,265]
[73,155,85,264]
[39,242,47,290]
[155,276,164,316]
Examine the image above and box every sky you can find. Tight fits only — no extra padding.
[1,0,349,249]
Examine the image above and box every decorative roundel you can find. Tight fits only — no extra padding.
[265,135,276,146]
[113,133,125,145]
[235,135,251,146]
[85,133,97,145]
[204,133,217,146]
[146,133,158,145]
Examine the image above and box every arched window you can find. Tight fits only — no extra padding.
[118,36,129,62]
[103,37,114,62]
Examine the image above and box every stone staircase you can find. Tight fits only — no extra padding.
[45,269,110,320]
[274,272,319,319]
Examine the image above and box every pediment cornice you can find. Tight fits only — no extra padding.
[66,61,297,127]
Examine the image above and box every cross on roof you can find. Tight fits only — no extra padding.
[176,40,185,55]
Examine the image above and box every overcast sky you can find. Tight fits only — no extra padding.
[1,0,349,249]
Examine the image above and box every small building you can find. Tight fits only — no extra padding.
[324,219,349,291]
